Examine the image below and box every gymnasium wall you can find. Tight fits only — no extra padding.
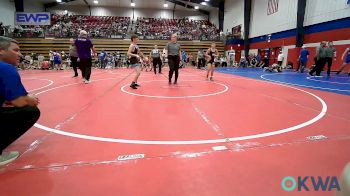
[47,5,207,20]
[304,0,350,26]
[23,0,45,12]
[209,8,219,29]
[0,0,15,26]
[223,0,244,34]
[249,0,298,38]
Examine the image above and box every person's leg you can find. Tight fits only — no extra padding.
[168,57,175,83]
[210,64,215,80]
[133,65,141,83]
[130,64,141,89]
[309,59,319,76]
[158,59,162,74]
[300,61,306,73]
[336,62,349,74]
[174,57,180,84]
[71,57,78,76]
[83,58,92,81]
[296,60,301,72]
[326,57,332,76]
[153,58,157,74]
[79,59,86,79]
[0,106,40,153]
[206,63,211,78]
[316,58,326,76]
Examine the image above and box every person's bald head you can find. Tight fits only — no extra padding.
[171,34,177,42]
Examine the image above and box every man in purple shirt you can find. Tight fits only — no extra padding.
[75,30,96,84]
[0,36,40,166]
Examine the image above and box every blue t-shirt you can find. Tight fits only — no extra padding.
[256,54,261,62]
[300,49,310,63]
[345,48,350,63]
[75,37,93,59]
[0,61,28,106]
[100,51,107,60]
[182,52,187,61]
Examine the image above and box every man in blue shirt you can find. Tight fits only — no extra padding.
[0,36,40,166]
[298,46,310,73]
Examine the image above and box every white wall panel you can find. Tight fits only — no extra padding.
[0,0,16,26]
[210,8,219,29]
[223,0,244,34]
[304,0,350,26]
[250,0,298,38]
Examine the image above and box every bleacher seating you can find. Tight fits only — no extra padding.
[16,38,225,60]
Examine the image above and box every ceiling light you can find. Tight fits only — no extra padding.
[194,6,199,9]
[94,0,98,4]
[205,0,210,1]
[201,2,207,5]
[164,3,168,8]
[131,2,135,7]
[56,0,62,2]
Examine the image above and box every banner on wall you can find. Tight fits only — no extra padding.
[347,0,350,5]
[15,12,51,26]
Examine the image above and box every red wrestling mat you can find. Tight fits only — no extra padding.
[1,68,349,196]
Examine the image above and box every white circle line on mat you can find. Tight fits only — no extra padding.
[34,75,327,145]
[121,80,229,99]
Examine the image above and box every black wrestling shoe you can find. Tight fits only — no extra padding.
[130,83,137,89]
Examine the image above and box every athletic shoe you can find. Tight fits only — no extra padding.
[130,83,137,89]
[174,81,177,84]
[134,83,140,87]
[210,76,214,81]
[0,151,19,166]
[84,80,91,84]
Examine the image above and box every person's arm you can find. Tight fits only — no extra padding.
[342,48,348,61]
[11,95,39,107]
[139,50,145,59]
[3,70,40,107]
[178,45,182,61]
